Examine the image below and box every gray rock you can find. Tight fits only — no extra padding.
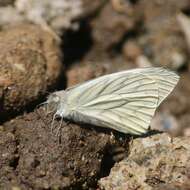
[99,133,190,190]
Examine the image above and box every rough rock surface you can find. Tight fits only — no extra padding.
[0,0,106,35]
[99,133,190,190]
[0,107,128,189]
[81,0,106,18]
[136,0,190,70]
[91,0,141,50]
[15,0,83,34]
[0,24,62,119]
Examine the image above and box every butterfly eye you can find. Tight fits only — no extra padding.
[53,96,60,102]
[47,94,60,104]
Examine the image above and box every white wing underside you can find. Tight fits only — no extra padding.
[66,67,179,135]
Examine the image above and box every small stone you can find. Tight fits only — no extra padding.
[136,55,152,68]
[170,51,186,70]
[122,40,142,61]
[12,187,21,190]
[183,127,190,137]
[151,112,180,136]
[67,64,95,87]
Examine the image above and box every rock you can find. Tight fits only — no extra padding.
[66,64,95,87]
[183,127,190,137]
[0,0,14,6]
[99,133,190,190]
[0,24,62,119]
[0,7,24,27]
[66,56,135,89]
[151,112,180,136]
[91,0,140,50]
[66,59,110,87]
[159,72,190,135]
[0,0,106,36]
[136,0,190,69]
[177,13,190,70]
[15,0,83,34]
[122,40,142,61]
[136,55,152,68]
[81,0,107,17]
[137,0,190,32]
[0,107,128,189]
[0,127,18,189]
[154,182,190,190]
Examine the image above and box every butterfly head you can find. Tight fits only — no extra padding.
[46,91,65,113]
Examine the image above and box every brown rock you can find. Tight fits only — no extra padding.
[81,0,106,17]
[67,64,95,87]
[0,107,127,189]
[159,72,190,135]
[137,0,190,32]
[122,40,142,61]
[66,58,110,87]
[136,0,190,69]
[0,24,62,119]
[91,1,140,50]
[0,0,14,6]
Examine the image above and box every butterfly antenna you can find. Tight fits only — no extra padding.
[36,101,48,110]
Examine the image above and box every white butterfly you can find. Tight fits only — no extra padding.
[46,67,179,135]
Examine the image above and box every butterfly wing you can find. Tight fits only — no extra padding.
[65,68,179,135]
[138,67,179,105]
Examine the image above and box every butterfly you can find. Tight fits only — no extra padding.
[45,67,179,135]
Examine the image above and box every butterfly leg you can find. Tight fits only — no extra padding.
[51,113,58,132]
[55,120,70,144]
[35,101,48,110]
[55,116,63,137]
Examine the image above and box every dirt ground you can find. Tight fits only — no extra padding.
[1,0,190,189]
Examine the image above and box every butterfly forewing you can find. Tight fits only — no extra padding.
[139,68,179,105]
[65,68,180,134]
